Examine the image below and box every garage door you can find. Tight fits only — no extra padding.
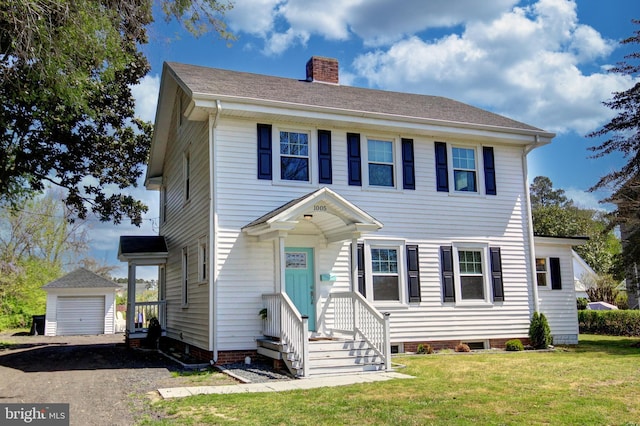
[56,296,105,335]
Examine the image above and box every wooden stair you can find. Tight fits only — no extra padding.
[257,337,385,377]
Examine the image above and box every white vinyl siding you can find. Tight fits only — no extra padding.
[536,243,579,344]
[206,118,534,349]
[159,89,210,351]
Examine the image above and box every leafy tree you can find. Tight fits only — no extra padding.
[587,21,640,295]
[530,176,622,277]
[530,176,573,209]
[0,0,233,224]
[0,190,94,330]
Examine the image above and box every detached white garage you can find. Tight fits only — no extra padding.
[43,268,119,336]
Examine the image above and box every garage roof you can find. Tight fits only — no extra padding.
[42,268,119,289]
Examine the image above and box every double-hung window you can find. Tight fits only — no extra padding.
[452,147,477,192]
[440,244,504,303]
[458,249,484,300]
[280,131,309,181]
[435,142,497,195]
[536,258,548,287]
[371,247,399,301]
[367,139,394,187]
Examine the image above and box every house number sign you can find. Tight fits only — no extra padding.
[313,204,327,212]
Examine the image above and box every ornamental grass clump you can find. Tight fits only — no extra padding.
[416,343,433,354]
[505,339,524,351]
[529,312,552,349]
[455,343,471,352]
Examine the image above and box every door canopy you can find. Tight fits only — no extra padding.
[242,187,383,242]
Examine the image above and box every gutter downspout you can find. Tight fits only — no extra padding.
[209,100,222,363]
[523,135,540,313]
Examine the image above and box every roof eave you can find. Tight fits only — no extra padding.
[189,93,555,144]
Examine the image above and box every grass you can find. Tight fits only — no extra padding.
[138,334,640,425]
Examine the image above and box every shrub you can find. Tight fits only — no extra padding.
[505,339,524,351]
[416,343,433,354]
[529,312,552,349]
[615,293,629,310]
[576,297,589,310]
[578,310,640,336]
[455,343,471,352]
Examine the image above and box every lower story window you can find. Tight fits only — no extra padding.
[371,248,399,301]
[536,258,548,286]
[458,250,484,300]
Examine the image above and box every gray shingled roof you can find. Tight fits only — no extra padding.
[42,268,119,289]
[167,62,544,133]
[242,189,321,230]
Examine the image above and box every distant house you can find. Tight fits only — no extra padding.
[43,268,119,336]
[573,250,596,300]
[118,57,585,377]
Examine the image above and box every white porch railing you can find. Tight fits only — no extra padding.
[326,291,391,371]
[262,293,309,377]
[133,301,166,331]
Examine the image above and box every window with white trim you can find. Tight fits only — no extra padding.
[536,258,548,287]
[183,151,190,201]
[371,247,399,300]
[367,139,395,187]
[280,130,310,181]
[361,241,408,303]
[198,238,208,282]
[452,147,477,192]
[458,249,485,300]
[182,247,189,307]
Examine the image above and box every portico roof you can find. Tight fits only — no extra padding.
[118,236,168,265]
[242,187,383,243]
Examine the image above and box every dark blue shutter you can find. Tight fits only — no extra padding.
[356,243,366,296]
[483,146,497,195]
[257,124,272,180]
[550,257,562,290]
[402,138,415,190]
[440,246,455,302]
[490,247,504,302]
[406,245,421,302]
[347,133,362,186]
[318,130,332,184]
[435,142,449,192]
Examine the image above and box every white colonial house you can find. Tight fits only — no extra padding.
[118,57,583,376]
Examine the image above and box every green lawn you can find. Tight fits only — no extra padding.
[139,335,640,425]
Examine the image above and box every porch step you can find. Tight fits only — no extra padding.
[257,337,386,377]
[307,339,384,376]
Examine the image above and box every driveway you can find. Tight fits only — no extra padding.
[0,333,233,425]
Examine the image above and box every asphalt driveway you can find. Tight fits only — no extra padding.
[0,333,230,425]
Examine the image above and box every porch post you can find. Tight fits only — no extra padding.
[383,312,391,371]
[350,237,358,292]
[277,235,286,294]
[301,316,310,377]
[127,262,137,333]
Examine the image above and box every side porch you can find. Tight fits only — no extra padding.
[117,236,169,347]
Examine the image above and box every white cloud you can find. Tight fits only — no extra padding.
[130,74,161,122]
[564,188,611,211]
[351,0,629,134]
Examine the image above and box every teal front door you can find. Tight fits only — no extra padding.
[285,247,315,331]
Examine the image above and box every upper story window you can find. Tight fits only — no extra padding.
[280,131,309,181]
[452,147,477,192]
[435,142,497,195]
[367,139,394,187]
[183,151,190,201]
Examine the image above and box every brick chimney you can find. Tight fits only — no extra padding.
[306,56,339,84]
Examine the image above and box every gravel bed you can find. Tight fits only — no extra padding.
[219,362,292,383]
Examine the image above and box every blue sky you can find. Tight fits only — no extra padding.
[99,0,639,279]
